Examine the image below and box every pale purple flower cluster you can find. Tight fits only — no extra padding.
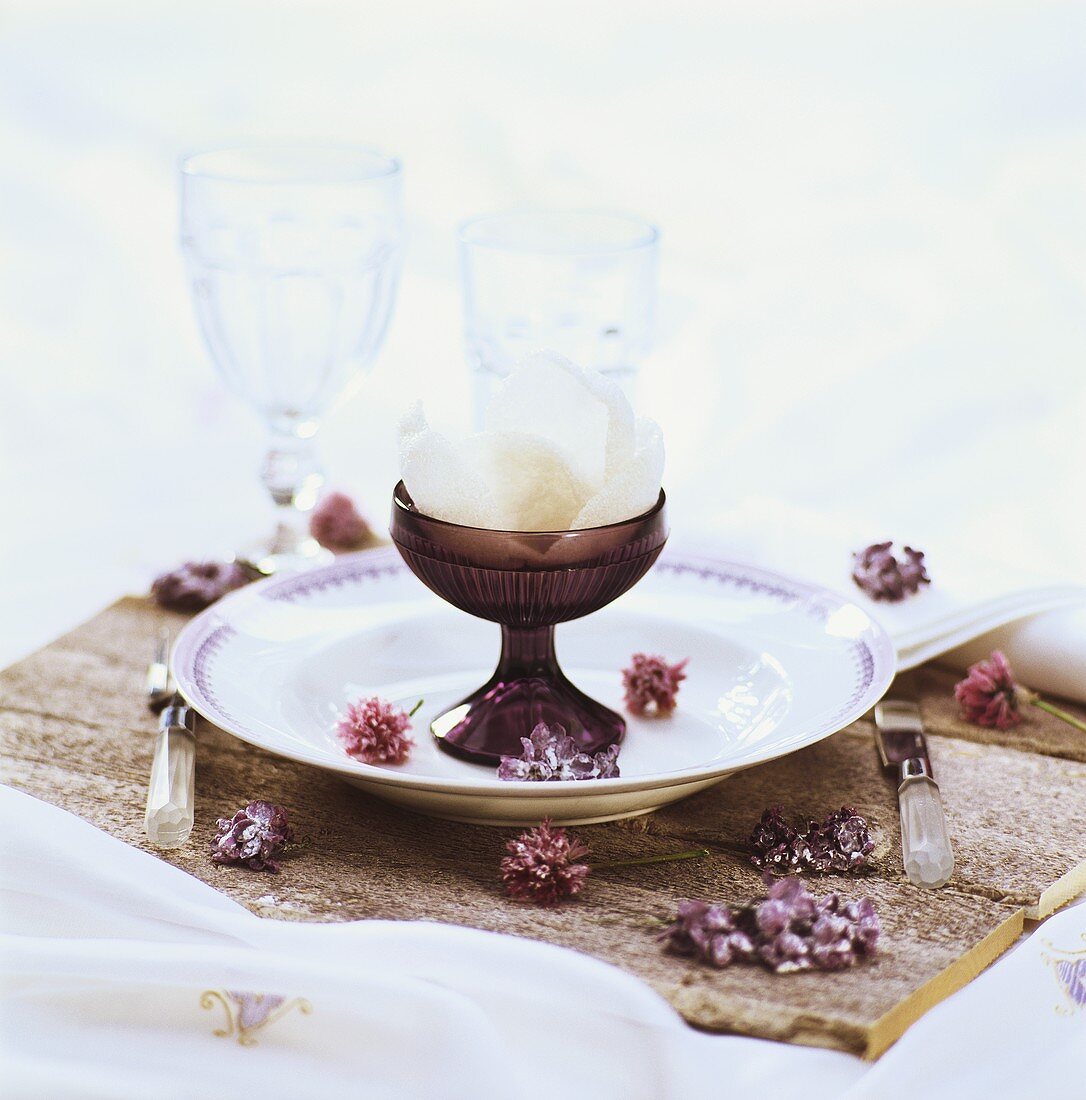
[659,899,756,967]
[851,542,930,602]
[497,722,621,782]
[661,877,880,974]
[151,560,253,612]
[211,801,294,873]
[500,819,591,906]
[750,805,875,876]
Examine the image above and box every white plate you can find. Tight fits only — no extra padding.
[173,547,895,825]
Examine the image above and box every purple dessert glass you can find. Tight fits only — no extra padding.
[389,481,668,765]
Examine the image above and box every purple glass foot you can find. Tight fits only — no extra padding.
[432,626,624,764]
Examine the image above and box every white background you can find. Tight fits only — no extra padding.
[2,0,1085,660]
[2,5,1086,1094]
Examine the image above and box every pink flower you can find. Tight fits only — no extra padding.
[310,491,372,553]
[336,696,417,764]
[500,820,590,906]
[954,650,1022,730]
[622,653,688,717]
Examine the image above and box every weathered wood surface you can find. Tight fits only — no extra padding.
[3,596,1085,1057]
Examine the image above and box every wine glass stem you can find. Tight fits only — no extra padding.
[260,424,324,557]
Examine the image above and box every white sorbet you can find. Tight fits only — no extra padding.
[398,351,664,531]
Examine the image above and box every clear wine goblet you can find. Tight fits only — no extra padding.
[180,144,403,572]
[458,209,658,424]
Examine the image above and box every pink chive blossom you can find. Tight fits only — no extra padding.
[309,491,372,553]
[211,801,294,873]
[954,650,1022,730]
[851,541,930,602]
[336,696,418,765]
[151,560,253,612]
[500,820,590,906]
[622,653,689,717]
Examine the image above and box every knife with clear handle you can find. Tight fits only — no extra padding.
[144,633,196,848]
[874,700,955,888]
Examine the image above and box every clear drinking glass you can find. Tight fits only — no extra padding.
[458,209,658,422]
[180,144,404,572]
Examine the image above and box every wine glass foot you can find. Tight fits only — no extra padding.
[239,528,333,576]
[432,672,626,766]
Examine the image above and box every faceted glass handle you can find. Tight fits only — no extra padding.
[144,727,196,848]
[899,776,954,888]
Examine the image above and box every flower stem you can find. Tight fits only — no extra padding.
[408,698,424,718]
[1027,695,1086,734]
[595,847,710,870]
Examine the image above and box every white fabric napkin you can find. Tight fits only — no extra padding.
[683,497,1086,701]
[2,785,1084,1099]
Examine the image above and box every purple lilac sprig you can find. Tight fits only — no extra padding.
[497,722,621,782]
[151,560,254,612]
[750,805,875,876]
[211,801,294,873]
[660,876,880,974]
[954,650,1086,734]
[851,541,930,603]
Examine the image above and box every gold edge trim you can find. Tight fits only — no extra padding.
[863,906,1025,1060]
[1027,858,1086,921]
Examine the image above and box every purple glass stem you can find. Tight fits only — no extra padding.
[498,624,557,677]
[433,624,627,764]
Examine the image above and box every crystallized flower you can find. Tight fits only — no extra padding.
[662,877,880,975]
[336,696,417,765]
[622,653,688,717]
[807,807,876,874]
[500,819,590,906]
[211,801,294,873]
[497,722,621,782]
[851,541,930,603]
[751,806,873,876]
[954,650,1022,730]
[749,806,811,874]
[151,560,252,613]
[309,491,372,553]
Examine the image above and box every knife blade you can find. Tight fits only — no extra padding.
[873,700,954,888]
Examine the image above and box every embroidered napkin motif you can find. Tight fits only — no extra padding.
[201,989,312,1045]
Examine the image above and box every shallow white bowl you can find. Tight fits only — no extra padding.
[173,547,895,825]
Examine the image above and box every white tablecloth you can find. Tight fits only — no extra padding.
[3,2,1085,1095]
[3,787,1084,1100]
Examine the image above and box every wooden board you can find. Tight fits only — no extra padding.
[3,596,1085,1057]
